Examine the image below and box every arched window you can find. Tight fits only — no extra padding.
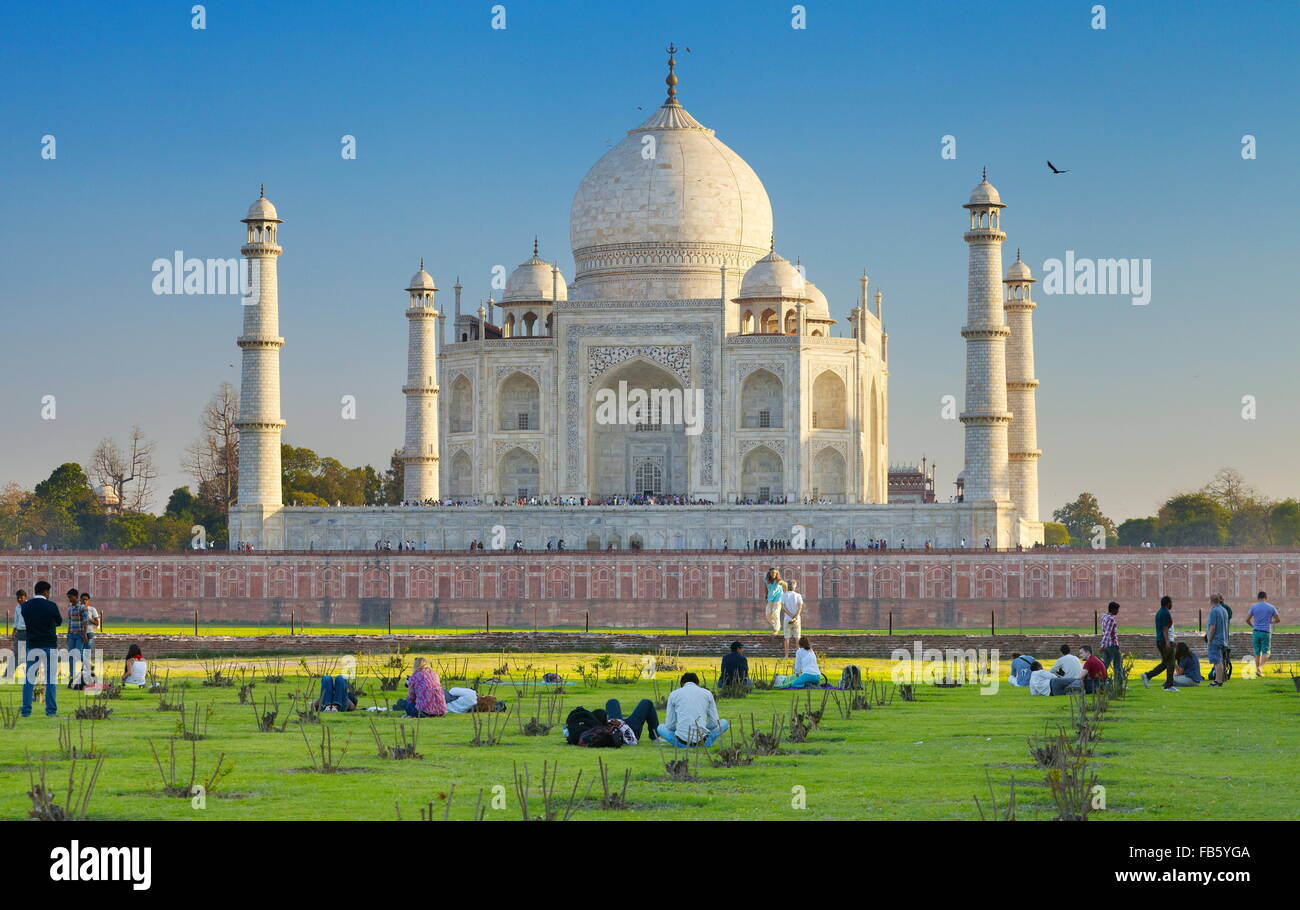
[760,308,778,333]
[740,369,783,428]
[498,372,540,431]
[449,375,473,433]
[811,371,846,429]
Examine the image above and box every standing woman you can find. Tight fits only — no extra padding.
[764,568,786,634]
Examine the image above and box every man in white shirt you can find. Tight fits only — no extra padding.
[656,673,729,747]
[781,580,805,658]
[1052,644,1084,679]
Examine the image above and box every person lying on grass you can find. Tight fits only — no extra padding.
[565,698,661,747]
[315,674,358,712]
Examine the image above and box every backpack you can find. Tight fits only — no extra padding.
[564,706,602,745]
[839,665,863,690]
[577,723,623,749]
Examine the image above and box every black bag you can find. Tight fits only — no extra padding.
[578,724,623,748]
[565,706,602,745]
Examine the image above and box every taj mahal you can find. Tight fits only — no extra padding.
[228,48,1045,552]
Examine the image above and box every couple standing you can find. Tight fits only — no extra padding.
[764,568,805,658]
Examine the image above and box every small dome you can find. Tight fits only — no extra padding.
[967,175,1002,207]
[803,281,830,319]
[407,264,437,292]
[737,250,807,300]
[94,483,119,504]
[1006,258,1032,281]
[503,249,568,303]
[243,194,281,222]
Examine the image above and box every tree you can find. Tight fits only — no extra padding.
[1157,493,1230,546]
[1200,468,1260,515]
[184,382,239,509]
[1270,500,1300,546]
[379,450,404,505]
[1042,521,1070,546]
[1118,517,1159,547]
[28,463,102,548]
[1052,492,1116,546]
[0,482,29,548]
[90,426,158,512]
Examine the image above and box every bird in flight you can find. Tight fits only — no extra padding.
[1047,160,1070,174]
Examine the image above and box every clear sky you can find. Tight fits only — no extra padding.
[2,0,1297,522]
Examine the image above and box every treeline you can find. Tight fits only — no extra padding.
[0,381,404,550]
[1051,469,1300,548]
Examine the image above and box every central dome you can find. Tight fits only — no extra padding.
[569,87,773,301]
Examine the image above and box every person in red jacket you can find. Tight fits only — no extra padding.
[1079,644,1109,694]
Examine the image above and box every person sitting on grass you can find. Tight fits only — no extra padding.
[1008,652,1036,687]
[1053,644,1084,680]
[656,672,730,747]
[1028,660,1082,696]
[719,641,750,689]
[778,636,822,689]
[1171,642,1203,687]
[394,657,448,717]
[315,675,358,712]
[1079,645,1108,693]
[122,644,148,687]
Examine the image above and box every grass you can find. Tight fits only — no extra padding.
[1,652,1296,820]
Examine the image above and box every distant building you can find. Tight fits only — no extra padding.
[888,460,937,505]
[228,50,1044,551]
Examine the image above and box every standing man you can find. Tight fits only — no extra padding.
[781,579,805,659]
[1246,591,1280,674]
[1205,594,1230,688]
[65,588,87,688]
[1100,601,1122,683]
[11,589,27,679]
[19,581,62,717]
[1140,595,1178,691]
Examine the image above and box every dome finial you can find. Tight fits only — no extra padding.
[664,43,679,106]
[260,183,265,198]
[769,232,775,253]
[1016,248,1021,262]
[419,256,424,270]
[533,235,539,257]
[981,166,987,182]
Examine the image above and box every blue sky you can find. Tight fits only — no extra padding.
[2,0,1297,521]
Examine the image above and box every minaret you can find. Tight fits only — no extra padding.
[402,260,440,502]
[235,187,286,531]
[1004,250,1041,522]
[959,170,1012,503]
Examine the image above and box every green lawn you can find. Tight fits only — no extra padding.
[2,652,1296,820]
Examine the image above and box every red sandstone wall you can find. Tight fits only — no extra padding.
[3,549,1297,630]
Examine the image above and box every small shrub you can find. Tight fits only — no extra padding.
[370,717,422,760]
[299,722,349,773]
[148,737,230,798]
[594,756,631,810]
[27,755,104,820]
[513,761,589,821]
